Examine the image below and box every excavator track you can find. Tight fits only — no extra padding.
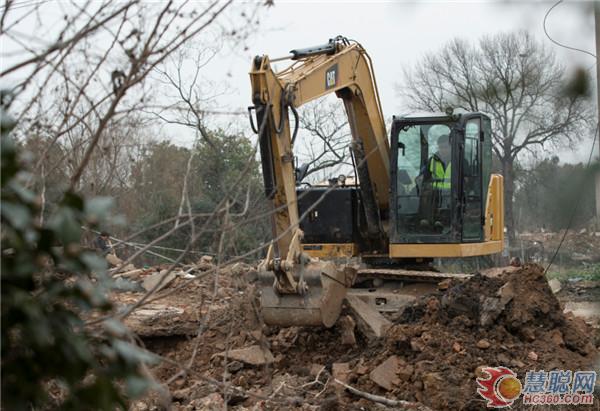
[348,267,473,314]
[357,267,472,283]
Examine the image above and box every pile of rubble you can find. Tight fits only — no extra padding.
[109,255,256,337]
[519,230,600,263]
[114,262,598,410]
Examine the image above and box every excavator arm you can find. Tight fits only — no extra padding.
[249,36,390,326]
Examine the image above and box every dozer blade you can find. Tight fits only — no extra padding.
[259,261,353,327]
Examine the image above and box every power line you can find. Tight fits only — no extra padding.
[0,0,39,10]
[543,0,596,59]
[0,0,51,11]
[544,122,599,274]
[541,0,598,274]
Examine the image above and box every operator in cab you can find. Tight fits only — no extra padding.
[428,134,451,191]
[418,133,452,232]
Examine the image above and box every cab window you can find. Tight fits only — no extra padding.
[462,119,483,241]
[395,122,453,240]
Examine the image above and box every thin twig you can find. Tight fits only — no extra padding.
[333,379,433,410]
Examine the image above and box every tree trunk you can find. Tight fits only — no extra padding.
[502,159,516,245]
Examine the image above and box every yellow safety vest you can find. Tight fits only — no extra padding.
[429,157,451,190]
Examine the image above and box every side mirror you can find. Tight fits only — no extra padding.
[295,163,310,183]
[398,142,406,156]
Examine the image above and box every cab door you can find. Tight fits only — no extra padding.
[460,117,484,241]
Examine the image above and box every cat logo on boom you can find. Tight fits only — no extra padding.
[325,64,338,89]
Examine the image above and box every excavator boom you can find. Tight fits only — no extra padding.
[249,36,391,326]
[250,37,390,258]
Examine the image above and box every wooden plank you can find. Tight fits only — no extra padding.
[124,304,198,337]
[345,295,392,340]
[114,268,144,279]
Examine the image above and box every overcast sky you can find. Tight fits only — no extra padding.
[1,0,597,163]
[200,0,596,163]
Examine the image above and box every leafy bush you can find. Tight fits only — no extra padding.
[1,95,155,409]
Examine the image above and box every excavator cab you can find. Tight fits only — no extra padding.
[295,111,503,260]
[390,112,492,244]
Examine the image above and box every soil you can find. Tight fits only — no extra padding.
[116,263,599,411]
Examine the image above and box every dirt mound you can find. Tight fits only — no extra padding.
[125,264,598,410]
[367,264,597,410]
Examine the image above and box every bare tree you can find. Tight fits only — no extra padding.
[295,99,353,183]
[148,46,226,142]
[1,0,263,192]
[400,31,591,241]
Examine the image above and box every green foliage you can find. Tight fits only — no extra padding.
[1,99,156,410]
[194,130,259,209]
[124,129,269,262]
[546,264,600,281]
[194,130,270,255]
[514,157,597,231]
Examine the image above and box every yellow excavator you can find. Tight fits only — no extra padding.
[248,36,504,327]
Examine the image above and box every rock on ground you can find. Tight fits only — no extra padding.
[213,345,274,366]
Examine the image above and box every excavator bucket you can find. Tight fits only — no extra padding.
[258,261,355,327]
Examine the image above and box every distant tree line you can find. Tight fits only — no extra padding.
[24,124,270,264]
[514,156,597,233]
